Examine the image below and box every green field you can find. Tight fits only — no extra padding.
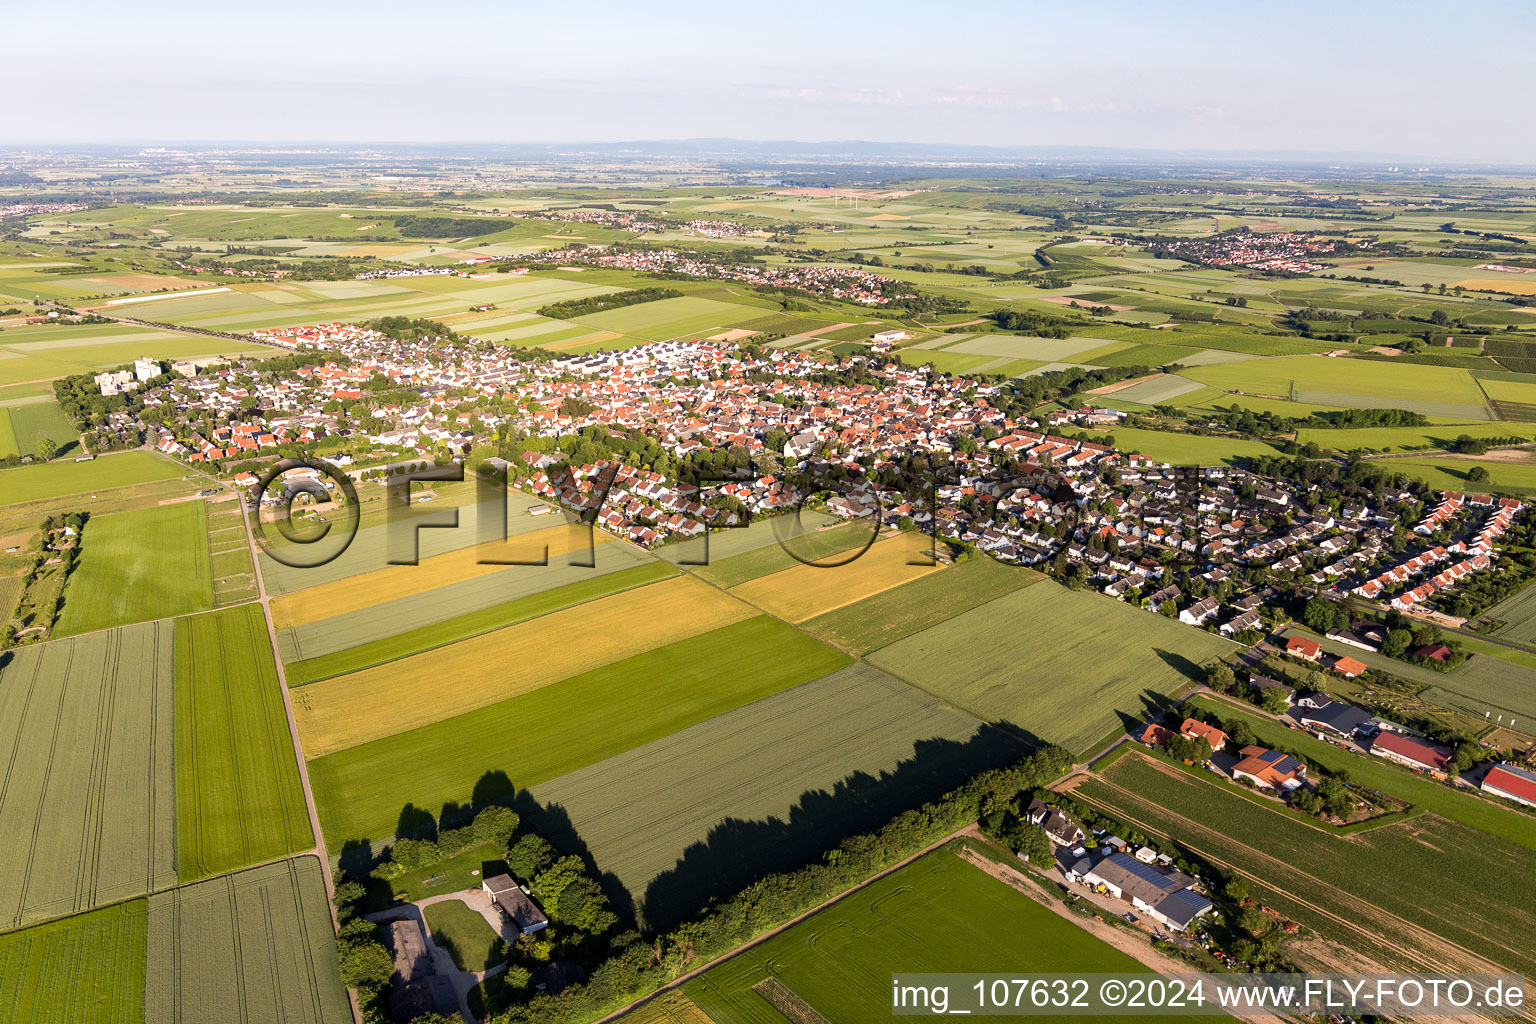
[0,623,176,930]
[802,555,1041,654]
[1085,426,1286,465]
[308,616,853,848]
[691,521,877,588]
[174,606,312,879]
[1483,580,1536,647]
[145,857,352,1024]
[681,849,1149,1023]
[0,451,185,507]
[424,900,504,973]
[283,559,675,684]
[1185,356,1493,413]
[0,900,147,1024]
[525,664,1019,927]
[1078,753,1536,976]
[1187,697,1536,850]
[0,402,77,459]
[1384,456,1536,495]
[571,295,758,340]
[868,584,1234,754]
[1298,421,1536,453]
[55,501,213,636]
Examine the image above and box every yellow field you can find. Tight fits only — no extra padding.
[621,992,718,1024]
[1457,278,1536,295]
[271,522,609,629]
[728,531,944,622]
[293,575,757,756]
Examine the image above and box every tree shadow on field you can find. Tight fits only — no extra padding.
[1114,686,1186,736]
[611,725,1033,933]
[1153,647,1205,683]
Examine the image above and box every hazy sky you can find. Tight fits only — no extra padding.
[8,0,1535,161]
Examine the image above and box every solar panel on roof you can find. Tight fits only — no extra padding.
[1108,853,1181,891]
[1273,756,1303,775]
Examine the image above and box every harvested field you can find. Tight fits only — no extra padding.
[727,531,943,622]
[270,520,607,629]
[0,900,147,1024]
[525,663,1021,928]
[293,574,757,757]
[55,502,213,636]
[0,622,176,930]
[802,555,1041,654]
[308,616,852,848]
[175,606,311,880]
[145,857,351,1024]
[283,559,675,684]
[868,584,1233,755]
[656,510,835,567]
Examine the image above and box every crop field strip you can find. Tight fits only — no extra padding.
[868,583,1234,755]
[174,606,312,880]
[726,530,945,622]
[1073,753,1536,977]
[0,899,147,1024]
[689,520,880,588]
[681,850,1150,1023]
[0,622,176,930]
[307,615,853,850]
[292,572,757,757]
[258,491,549,596]
[283,558,675,684]
[276,526,654,663]
[525,663,1023,925]
[801,555,1042,655]
[269,519,611,629]
[55,502,215,637]
[145,857,351,1024]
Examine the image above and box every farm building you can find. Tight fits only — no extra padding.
[483,874,549,936]
[384,918,458,1020]
[1297,699,1376,738]
[1369,732,1452,776]
[1481,764,1536,809]
[1070,851,1215,931]
[1230,745,1307,791]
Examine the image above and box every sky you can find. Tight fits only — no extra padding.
[7,0,1536,162]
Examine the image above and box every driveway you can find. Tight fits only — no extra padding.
[367,888,513,1023]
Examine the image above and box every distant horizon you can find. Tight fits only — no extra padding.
[6,0,1534,162]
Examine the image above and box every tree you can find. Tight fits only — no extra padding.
[1467,466,1489,483]
[506,833,555,880]
[337,938,393,991]
[1205,660,1236,693]
[1260,686,1291,714]
[1017,824,1055,867]
[1302,597,1339,633]
[36,437,58,462]
[1382,628,1412,658]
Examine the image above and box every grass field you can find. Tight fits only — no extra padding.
[0,622,176,930]
[525,663,1019,927]
[727,531,943,622]
[145,857,352,1024]
[1086,426,1286,465]
[174,606,311,880]
[0,402,77,459]
[270,520,610,629]
[55,502,213,636]
[0,900,146,1024]
[1298,421,1536,453]
[424,900,504,973]
[1384,455,1536,495]
[0,451,185,507]
[681,849,1149,1023]
[283,559,675,684]
[802,555,1041,655]
[1076,753,1536,976]
[571,296,758,340]
[1183,356,1494,419]
[868,584,1233,754]
[1187,697,1536,850]
[293,574,757,757]
[308,616,852,848]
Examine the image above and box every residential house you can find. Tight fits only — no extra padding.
[1285,635,1323,661]
[1230,746,1308,791]
[1025,797,1085,847]
[482,874,549,936]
